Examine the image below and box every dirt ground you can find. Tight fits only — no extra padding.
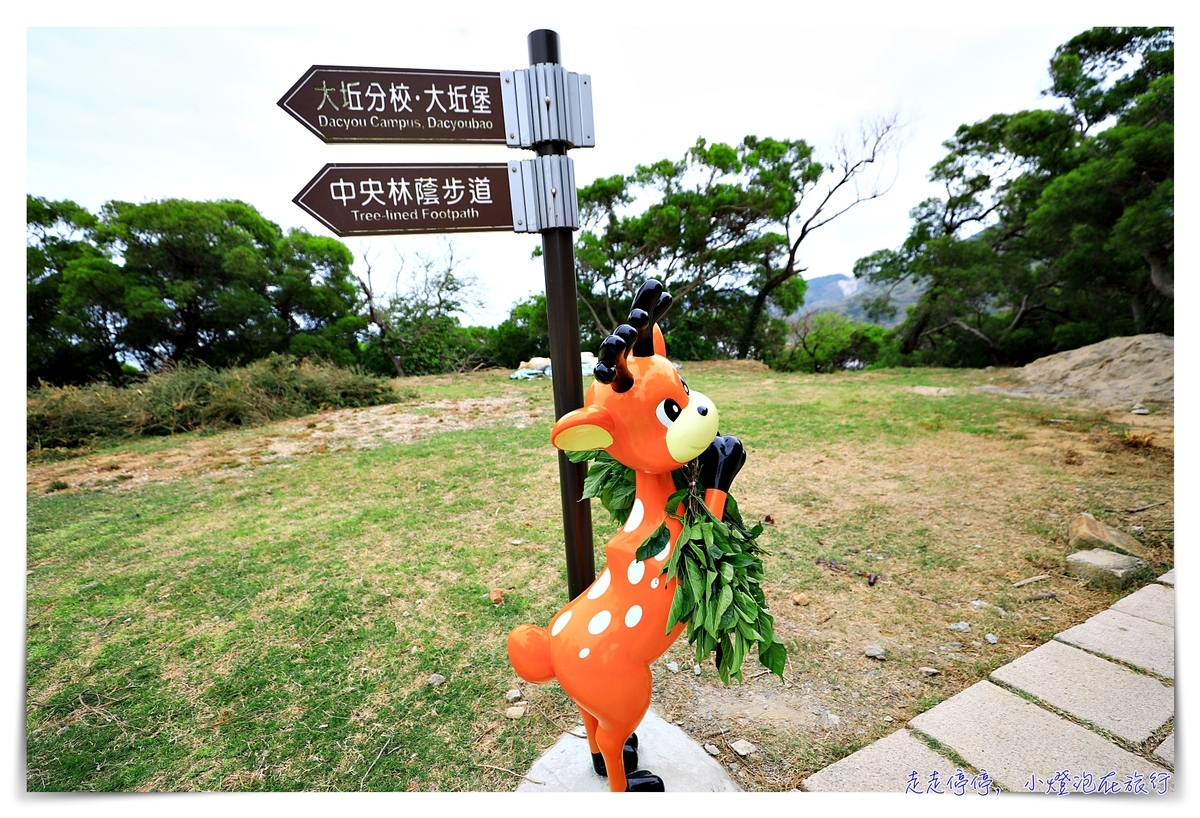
[27,337,1174,791]
[26,395,534,494]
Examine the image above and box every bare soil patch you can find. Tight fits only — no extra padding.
[27,395,532,495]
[999,333,1173,412]
[642,389,1173,790]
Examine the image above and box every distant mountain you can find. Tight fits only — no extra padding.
[797,273,923,328]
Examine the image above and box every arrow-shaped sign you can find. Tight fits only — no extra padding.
[278,66,507,144]
[293,163,515,236]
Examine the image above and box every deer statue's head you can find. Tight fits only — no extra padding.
[550,280,719,473]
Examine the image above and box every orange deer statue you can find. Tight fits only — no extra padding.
[507,280,746,792]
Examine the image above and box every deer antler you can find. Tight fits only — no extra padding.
[594,281,674,392]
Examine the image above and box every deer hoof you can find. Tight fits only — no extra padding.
[591,737,639,777]
[625,769,665,792]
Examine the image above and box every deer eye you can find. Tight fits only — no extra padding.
[656,398,683,427]
[681,379,690,395]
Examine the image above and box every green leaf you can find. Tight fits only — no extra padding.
[737,620,763,643]
[666,579,689,632]
[716,584,733,623]
[635,523,670,562]
[621,458,789,685]
[687,565,704,608]
[759,638,787,680]
[565,449,599,463]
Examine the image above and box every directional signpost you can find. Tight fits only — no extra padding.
[293,163,514,236]
[278,66,506,144]
[280,30,598,600]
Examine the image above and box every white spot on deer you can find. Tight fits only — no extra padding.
[551,610,572,637]
[579,647,590,659]
[623,499,645,532]
[625,605,643,627]
[627,560,645,585]
[586,568,611,600]
[651,577,660,589]
[588,610,612,635]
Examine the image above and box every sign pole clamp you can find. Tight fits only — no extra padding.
[508,155,579,233]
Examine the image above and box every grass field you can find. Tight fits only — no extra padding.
[25,363,1174,791]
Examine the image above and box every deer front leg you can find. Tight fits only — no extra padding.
[698,435,746,522]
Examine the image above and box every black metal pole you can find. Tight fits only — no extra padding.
[529,29,595,601]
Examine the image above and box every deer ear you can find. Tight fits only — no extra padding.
[551,405,616,451]
[653,324,667,357]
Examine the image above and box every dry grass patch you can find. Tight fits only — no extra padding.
[27,365,1171,791]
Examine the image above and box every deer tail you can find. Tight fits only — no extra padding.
[507,624,556,684]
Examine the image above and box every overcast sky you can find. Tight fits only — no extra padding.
[22,7,1117,328]
[6,3,1193,813]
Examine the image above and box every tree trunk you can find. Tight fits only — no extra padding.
[1131,291,1145,334]
[736,288,771,360]
[1146,252,1173,298]
[901,308,933,355]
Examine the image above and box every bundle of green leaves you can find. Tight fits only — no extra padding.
[567,451,786,683]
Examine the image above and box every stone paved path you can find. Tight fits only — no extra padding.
[802,570,1175,795]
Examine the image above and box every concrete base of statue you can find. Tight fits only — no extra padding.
[515,708,741,792]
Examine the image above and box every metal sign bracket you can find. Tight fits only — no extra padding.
[500,66,594,149]
[508,155,580,232]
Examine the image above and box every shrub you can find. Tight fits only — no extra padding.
[769,312,888,373]
[27,354,402,451]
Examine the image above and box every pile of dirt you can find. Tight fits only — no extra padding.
[1014,334,1174,411]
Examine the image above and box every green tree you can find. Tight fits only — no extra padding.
[481,294,551,370]
[574,120,899,360]
[856,27,1173,366]
[27,196,366,385]
[770,310,888,373]
[356,243,483,377]
[27,196,128,385]
[273,229,368,367]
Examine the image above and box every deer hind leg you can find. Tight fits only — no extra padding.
[581,705,639,778]
[573,664,662,792]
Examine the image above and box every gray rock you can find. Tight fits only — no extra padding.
[704,743,721,756]
[1067,548,1152,590]
[986,633,999,644]
[919,666,940,676]
[864,643,886,660]
[947,621,971,632]
[428,673,446,687]
[821,712,841,729]
[1068,512,1146,558]
[730,739,757,756]
[505,705,526,719]
[693,664,702,675]
[666,661,680,673]
[505,688,523,703]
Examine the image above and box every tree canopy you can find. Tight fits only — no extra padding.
[572,119,899,361]
[27,196,365,386]
[854,27,1173,366]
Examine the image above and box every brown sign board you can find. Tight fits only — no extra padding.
[293,163,514,237]
[278,66,506,143]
